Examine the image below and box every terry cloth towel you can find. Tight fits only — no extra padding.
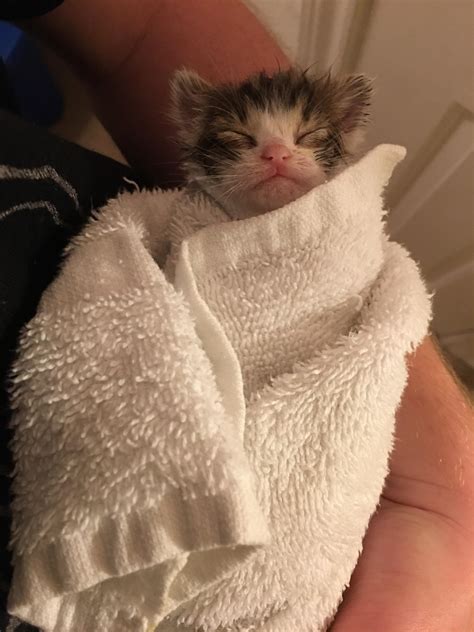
[8,144,431,632]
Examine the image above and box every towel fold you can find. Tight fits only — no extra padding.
[8,145,431,631]
[8,190,269,632]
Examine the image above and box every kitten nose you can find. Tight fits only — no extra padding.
[261,143,292,162]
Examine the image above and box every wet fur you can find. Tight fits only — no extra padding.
[171,68,372,217]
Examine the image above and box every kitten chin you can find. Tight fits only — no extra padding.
[170,67,372,218]
[218,172,329,220]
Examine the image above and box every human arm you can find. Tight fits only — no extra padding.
[332,338,474,631]
[23,0,289,185]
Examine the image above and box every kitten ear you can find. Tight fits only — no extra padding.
[331,74,373,152]
[170,69,212,140]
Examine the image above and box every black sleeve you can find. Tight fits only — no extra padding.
[0,109,144,630]
[0,0,64,20]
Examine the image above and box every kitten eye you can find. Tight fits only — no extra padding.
[219,129,257,147]
[295,129,327,145]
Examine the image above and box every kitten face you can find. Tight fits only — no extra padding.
[171,68,372,218]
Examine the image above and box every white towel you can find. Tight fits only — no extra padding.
[8,144,431,632]
[7,190,269,632]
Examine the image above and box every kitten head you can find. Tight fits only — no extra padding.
[171,68,372,218]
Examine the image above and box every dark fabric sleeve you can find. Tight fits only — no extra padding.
[0,109,144,631]
[0,1,64,20]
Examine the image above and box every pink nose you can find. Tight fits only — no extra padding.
[261,143,292,162]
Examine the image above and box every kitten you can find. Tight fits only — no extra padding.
[171,67,372,219]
